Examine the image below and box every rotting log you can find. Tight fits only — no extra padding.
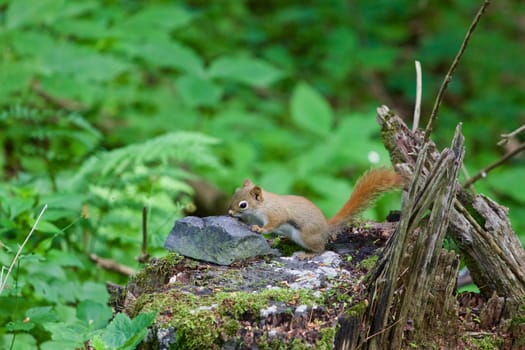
[335,106,525,349]
[378,105,525,301]
[335,123,464,349]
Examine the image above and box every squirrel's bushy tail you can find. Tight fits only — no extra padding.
[328,168,404,226]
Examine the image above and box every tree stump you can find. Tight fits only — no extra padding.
[335,106,525,349]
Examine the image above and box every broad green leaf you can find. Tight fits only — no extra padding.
[259,166,294,194]
[91,336,109,350]
[290,82,333,136]
[6,320,35,332]
[30,278,78,303]
[208,56,283,87]
[36,237,57,253]
[77,300,112,330]
[115,4,194,35]
[39,75,103,105]
[36,221,63,235]
[26,306,57,324]
[58,0,99,18]
[1,333,36,350]
[41,44,128,82]
[118,39,203,75]
[487,167,525,203]
[43,321,89,346]
[76,281,110,304]
[52,19,109,39]
[8,30,57,57]
[98,312,156,349]
[312,177,354,215]
[40,192,86,214]
[175,74,222,107]
[6,0,65,30]
[332,115,390,167]
[294,138,340,176]
[26,260,66,280]
[48,250,84,268]
[356,46,398,70]
[41,340,87,350]
[0,62,33,97]
[321,27,358,80]
[53,304,78,325]
[3,196,33,220]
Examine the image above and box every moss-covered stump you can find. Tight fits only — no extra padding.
[111,225,391,350]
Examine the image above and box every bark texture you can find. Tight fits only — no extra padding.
[377,106,525,301]
[335,106,525,349]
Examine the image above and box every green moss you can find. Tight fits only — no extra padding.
[509,298,525,346]
[257,334,285,350]
[289,338,310,349]
[174,309,220,349]
[321,281,353,306]
[346,300,368,318]
[317,325,337,350]
[130,253,186,294]
[220,317,240,338]
[139,291,220,349]
[136,287,321,349]
[216,288,318,319]
[465,334,504,350]
[359,255,379,270]
[271,236,304,256]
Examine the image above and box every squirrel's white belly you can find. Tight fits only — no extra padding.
[273,223,306,249]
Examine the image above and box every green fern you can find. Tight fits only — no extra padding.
[65,131,222,254]
[72,131,220,185]
[0,106,102,179]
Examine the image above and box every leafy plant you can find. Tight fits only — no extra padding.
[1,0,524,348]
[91,312,157,350]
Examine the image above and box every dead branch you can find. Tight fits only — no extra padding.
[463,142,525,188]
[424,0,491,142]
[89,253,135,276]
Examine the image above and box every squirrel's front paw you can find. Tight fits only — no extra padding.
[250,225,264,233]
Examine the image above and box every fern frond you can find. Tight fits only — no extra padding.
[71,131,221,188]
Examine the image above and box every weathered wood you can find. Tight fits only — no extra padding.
[335,106,525,349]
[358,124,463,349]
[377,105,525,301]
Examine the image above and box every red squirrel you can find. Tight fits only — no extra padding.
[228,168,403,252]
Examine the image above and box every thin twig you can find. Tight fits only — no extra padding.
[498,124,525,146]
[356,318,403,349]
[142,206,148,255]
[424,0,490,143]
[89,253,135,276]
[463,142,525,188]
[0,204,48,294]
[31,79,85,111]
[412,60,422,131]
[137,207,150,263]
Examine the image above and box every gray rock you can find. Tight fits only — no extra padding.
[164,216,278,265]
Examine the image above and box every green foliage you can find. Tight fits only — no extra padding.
[291,82,333,136]
[1,0,524,348]
[137,287,319,349]
[91,312,157,350]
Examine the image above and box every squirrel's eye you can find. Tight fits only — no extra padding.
[239,200,248,209]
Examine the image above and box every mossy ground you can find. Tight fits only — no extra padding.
[127,250,366,349]
[122,225,520,349]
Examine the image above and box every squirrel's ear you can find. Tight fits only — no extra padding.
[243,179,254,187]
[250,186,263,202]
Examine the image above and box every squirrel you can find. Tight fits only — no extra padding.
[227,168,404,252]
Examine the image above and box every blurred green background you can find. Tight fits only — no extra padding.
[0,0,524,348]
